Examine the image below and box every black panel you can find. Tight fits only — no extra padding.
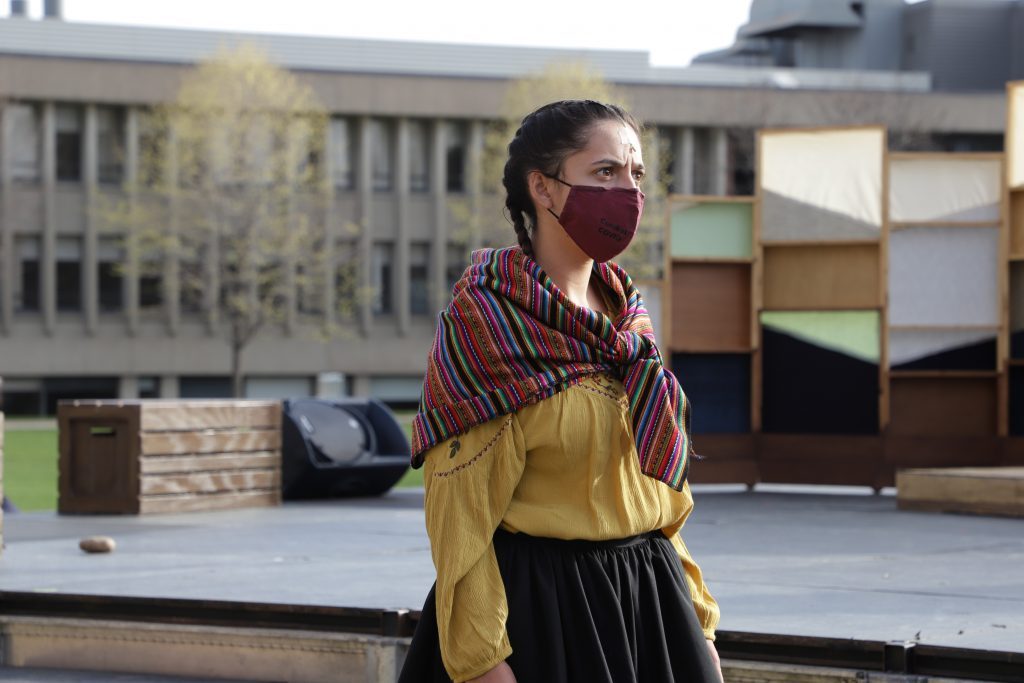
[1012,330,1024,360]
[1012,367,1024,437]
[761,328,878,434]
[892,336,997,371]
[179,376,232,398]
[671,353,751,434]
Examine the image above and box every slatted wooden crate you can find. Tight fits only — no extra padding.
[58,400,282,515]
[897,467,1024,518]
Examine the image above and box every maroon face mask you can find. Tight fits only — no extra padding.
[545,175,645,263]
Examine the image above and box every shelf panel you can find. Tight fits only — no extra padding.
[761,310,880,435]
[670,352,751,434]
[670,200,753,260]
[889,375,998,437]
[670,262,751,352]
[763,242,880,310]
[889,155,1002,224]
[889,224,1000,327]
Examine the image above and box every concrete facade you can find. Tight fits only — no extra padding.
[698,0,1024,93]
[0,8,1011,412]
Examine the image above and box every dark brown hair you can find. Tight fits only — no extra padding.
[502,100,641,257]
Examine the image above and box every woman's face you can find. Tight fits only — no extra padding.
[556,119,645,193]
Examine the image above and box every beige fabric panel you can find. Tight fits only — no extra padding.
[890,157,1002,223]
[761,128,884,241]
[889,226,1000,327]
[1010,82,1024,189]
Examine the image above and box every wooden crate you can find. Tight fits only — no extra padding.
[58,400,282,515]
[897,467,1024,517]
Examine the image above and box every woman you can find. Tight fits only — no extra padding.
[398,100,722,683]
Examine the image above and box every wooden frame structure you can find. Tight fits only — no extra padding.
[662,110,1024,487]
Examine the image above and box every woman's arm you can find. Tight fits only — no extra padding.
[422,414,527,683]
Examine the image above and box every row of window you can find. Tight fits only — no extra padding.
[3,103,471,193]
[5,236,467,319]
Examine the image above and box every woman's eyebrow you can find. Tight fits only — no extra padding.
[590,158,646,172]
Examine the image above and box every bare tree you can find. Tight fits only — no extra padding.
[100,45,342,397]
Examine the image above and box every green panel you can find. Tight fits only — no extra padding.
[671,202,753,259]
[761,310,880,363]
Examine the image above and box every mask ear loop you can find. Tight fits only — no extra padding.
[543,173,572,220]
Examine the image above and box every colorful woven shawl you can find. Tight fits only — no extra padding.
[410,246,696,491]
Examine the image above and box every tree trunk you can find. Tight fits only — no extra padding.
[231,342,244,398]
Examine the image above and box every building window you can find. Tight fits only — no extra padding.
[658,128,677,194]
[138,111,167,187]
[56,105,83,182]
[369,119,394,192]
[371,242,394,315]
[296,260,324,317]
[334,239,359,320]
[97,106,125,185]
[410,242,430,316]
[291,116,323,189]
[727,128,755,196]
[446,243,468,293]
[330,117,355,190]
[15,235,41,312]
[6,103,41,182]
[56,236,82,312]
[409,120,430,193]
[180,248,204,315]
[445,122,468,192]
[138,376,161,399]
[98,237,124,312]
[139,261,163,310]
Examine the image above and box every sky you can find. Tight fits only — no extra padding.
[46,0,757,67]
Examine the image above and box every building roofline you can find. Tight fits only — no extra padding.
[0,16,932,92]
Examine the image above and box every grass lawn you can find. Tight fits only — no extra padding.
[3,429,59,512]
[2,410,424,513]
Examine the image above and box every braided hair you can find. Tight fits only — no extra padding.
[502,100,641,257]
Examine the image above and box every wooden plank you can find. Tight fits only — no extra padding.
[139,489,281,515]
[888,370,999,379]
[141,430,281,456]
[687,434,758,486]
[757,434,884,488]
[884,435,1001,470]
[139,401,281,432]
[1003,437,1024,466]
[888,376,997,437]
[889,151,1004,161]
[763,243,880,309]
[897,467,1024,517]
[140,470,279,496]
[1011,190,1024,255]
[671,262,751,351]
[139,451,280,475]
[880,143,890,434]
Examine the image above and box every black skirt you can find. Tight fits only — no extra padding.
[398,528,719,683]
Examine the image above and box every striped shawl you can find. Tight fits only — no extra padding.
[410,246,696,491]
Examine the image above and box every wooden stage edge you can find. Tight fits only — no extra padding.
[896,466,1024,518]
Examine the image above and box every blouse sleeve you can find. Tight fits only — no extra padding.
[421,413,527,682]
[661,481,721,641]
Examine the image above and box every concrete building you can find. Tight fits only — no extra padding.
[696,0,1024,93]
[0,1,1010,413]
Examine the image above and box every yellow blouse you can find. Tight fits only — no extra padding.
[421,372,720,683]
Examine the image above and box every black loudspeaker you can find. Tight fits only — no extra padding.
[281,397,411,499]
